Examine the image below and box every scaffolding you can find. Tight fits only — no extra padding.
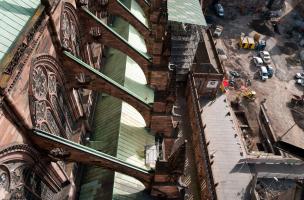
[170,22,202,81]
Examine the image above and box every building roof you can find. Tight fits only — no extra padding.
[122,0,149,27]
[82,6,152,62]
[201,94,252,200]
[0,0,40,63]
[168,0,207,26]
[80,0,155,199]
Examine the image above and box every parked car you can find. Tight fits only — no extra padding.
[295,72,304,79]
[266,65,274,78]
[214,4,224,17]
[213,25,223,37]
[260,66,269,81]
[229,71,240,78]
[296,78,304,86]
[259,51,271,64]
[253,56,263,67]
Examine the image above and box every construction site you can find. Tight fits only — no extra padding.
[210,0,304,151]
[0,0,304,200]
[200,0,304,199]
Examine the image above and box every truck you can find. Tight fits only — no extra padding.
[239,33,266,50]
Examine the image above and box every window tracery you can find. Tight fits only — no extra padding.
[0,145,56,200]
[29,55,75,138]
[60,2,90,116]
[60,3,81,58]
[0,167,9,193]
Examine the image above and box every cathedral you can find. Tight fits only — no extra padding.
[0,0,222,199]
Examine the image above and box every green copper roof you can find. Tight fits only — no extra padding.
[80,95,122,200]
[168,0,207,26]
[32,129,150,174]
[63,51,153,105]
[0,0,40,63]
[80,1,155,199]
[118,0,149,28]
[111,7,155,199]
[81,6,152,62]
[113,102,154,199]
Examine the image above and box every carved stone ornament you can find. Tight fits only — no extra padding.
[29,55,75,138]
[0,166,10,199]
[32,67,47,99]
[101,0,109,6]
[61,12,71,52]
[4,11,46,77]
[76,0,88,7]
[0,144,55,199]
[0,171,8,188]
[60,3,81,57]
[10,186,25,200]
[95,0,108,11]
[49,148,71,161]
[89,0,108,16]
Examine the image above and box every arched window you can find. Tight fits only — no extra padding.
[29,55,75,138]
[61,3,81,58]
[60,2,88,108]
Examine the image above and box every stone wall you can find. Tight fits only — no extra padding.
[185,74,216,200]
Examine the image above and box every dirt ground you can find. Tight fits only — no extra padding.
[208,0,304,148]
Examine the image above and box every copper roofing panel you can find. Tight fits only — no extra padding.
[168,0,207,26]
[0,0,40,62]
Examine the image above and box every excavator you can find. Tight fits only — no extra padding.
[242,89,256,100]
[231,88,256,110]
[238,88,256,101]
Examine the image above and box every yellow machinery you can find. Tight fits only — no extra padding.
[247,37,255,49]
[242,89,256,100]
[239,33,256,49]
[238,88,256,101]
[239,33,248,48]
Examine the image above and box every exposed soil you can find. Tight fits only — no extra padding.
[209,0,304,148]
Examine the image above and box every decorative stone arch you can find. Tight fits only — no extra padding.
[60,2,82,58]
[0,144,60,199]
[29,54,76,139]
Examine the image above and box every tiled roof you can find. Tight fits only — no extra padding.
[82,6,152,62]
[0,0,40,63]
[202,95,252,200]
[168,0,207,26]
[80,0,155,199]
[118,0,149,27]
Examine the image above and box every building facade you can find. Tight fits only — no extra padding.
[0,0,222,199]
